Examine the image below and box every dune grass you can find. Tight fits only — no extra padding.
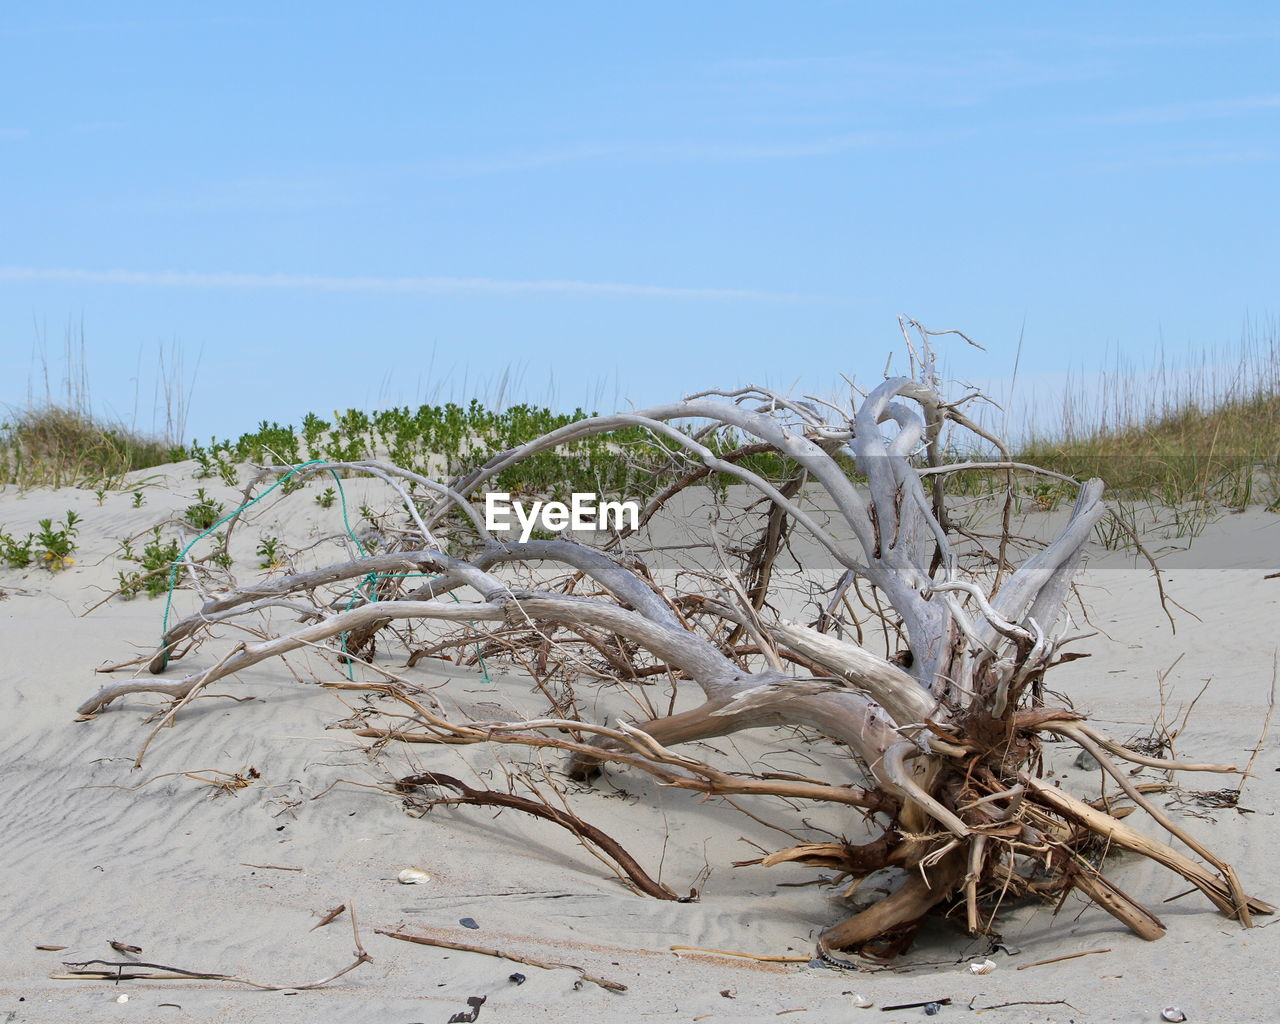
[1009,325,1279,509]
[0,406,183,489]
[5,322,1277,511]
[1016,391,1279,509]
[2,325,195,490]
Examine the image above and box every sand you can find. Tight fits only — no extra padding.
[1,464,1277,1023]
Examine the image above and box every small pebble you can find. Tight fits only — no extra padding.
[924,1003,941,1016]
[115,994,129,1004]
[459,917,479,929]
[509,972,526,985]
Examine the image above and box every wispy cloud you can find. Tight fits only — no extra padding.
[707,50,1109,102]
[0,266,816,302]
[0,14,265,38]
[1086,94,1280,126]
[67,119,127,135]
[1076,141,1276,172]
[1002,27,1280,49]
[432,130,926,174]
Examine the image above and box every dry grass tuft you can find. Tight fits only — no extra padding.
[1012,325,1280,508]
[0,405,181,489]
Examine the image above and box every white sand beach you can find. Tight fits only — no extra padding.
[1,464,1277,1024]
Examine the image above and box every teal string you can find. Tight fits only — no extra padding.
[158,459,489,682]
[159,459,334,667]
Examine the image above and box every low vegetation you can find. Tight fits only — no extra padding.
[0,406,181,490]
[6,328,1276,518]
[1012,326,1280,509]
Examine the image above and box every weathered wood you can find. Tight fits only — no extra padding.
[78,328,1271,957]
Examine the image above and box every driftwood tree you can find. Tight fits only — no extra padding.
[79,326,1270,960]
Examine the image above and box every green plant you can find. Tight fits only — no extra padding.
[301,412,330,458]
[117,526,183,598]
[94,486,108,505]
[316,487,337,509]
[190,442,214,479]
[116,569,141,599]
[184,488,225,530]
[36,510,79,570]
[214,447,239,486]
[0,528,35,568]
[256,536,282,569]
[132,490,145,508]
[1025,481,1062,512]
[140,532,181,595]
[209,535,233,570]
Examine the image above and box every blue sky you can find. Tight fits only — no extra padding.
[2,2,1277,442]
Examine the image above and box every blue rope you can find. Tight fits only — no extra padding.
[158,458,489,682]
[159,459,330,667]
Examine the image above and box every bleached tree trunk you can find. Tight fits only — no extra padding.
[78,336,1270,957]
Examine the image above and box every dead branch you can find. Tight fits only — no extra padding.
[396,771,686,900]
[55,903,371,990]
[74,321,1271,963]
[375,928,627,992]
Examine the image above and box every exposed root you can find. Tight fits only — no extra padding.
[74,321,1272,960]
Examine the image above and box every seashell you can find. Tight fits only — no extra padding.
[397,867,432,885]
[968,957,998,975]
[850,993,874,1008]
[1161,1009,1187,1023]
[115,995,129,1004]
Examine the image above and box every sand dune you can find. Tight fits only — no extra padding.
[1,464,1276,1023]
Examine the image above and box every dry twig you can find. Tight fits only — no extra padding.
[375,928,627,992]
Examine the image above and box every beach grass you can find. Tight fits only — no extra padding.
[1009,325,1279,508]
[3,327,195,490]
[0,405,183,489]
[5,325,1278,509]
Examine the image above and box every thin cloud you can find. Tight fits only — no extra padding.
[0,266,817,302]
[707,50,1109,95]
[1079,144,1275,172]
[0,14,265,37]
[652,131,910,160]
[429,130,919,174]
[1007,27,1280,49]
[1086,94,1280,125]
